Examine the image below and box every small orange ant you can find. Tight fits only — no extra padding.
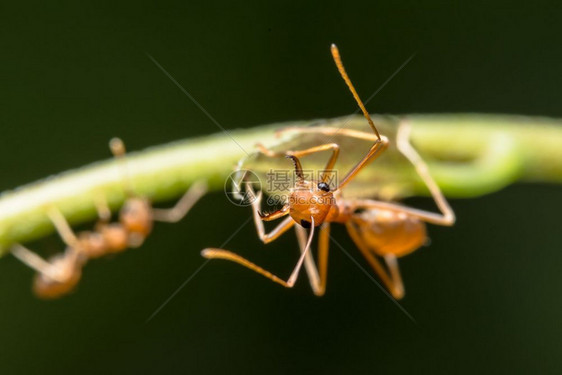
[11,138,207,299]
[202,44,455,299]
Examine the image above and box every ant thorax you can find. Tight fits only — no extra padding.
[100,223,129,252]
[77,231,107,258]
[288,179,336,228]
[120,197,153,236]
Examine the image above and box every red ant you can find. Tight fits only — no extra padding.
[202,44,454,299]
[12,138,207,299]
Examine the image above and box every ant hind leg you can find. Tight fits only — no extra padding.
[395,121,455,226]
[346,221,405,299]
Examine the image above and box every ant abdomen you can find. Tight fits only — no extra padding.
[355,210,427,257]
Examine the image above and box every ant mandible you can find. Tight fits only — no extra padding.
[12,138,207,299]
[202,44,455,299]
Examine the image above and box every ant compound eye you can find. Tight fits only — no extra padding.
[317,182,330,192]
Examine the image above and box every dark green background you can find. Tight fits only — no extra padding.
[1,1,561,374]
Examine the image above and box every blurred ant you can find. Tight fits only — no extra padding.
[12,138,207,299]
[202,44,455,299]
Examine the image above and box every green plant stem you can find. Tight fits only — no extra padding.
[0,114,561,256]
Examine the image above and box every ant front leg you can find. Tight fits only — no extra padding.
[273,125,389,189]
[201,218,316,288]
[276,126,380,142]
[93,193,112,223]
[152,180,208,223]
[246,183,294,244]
[11,244,68,283]
[255,142,340,182]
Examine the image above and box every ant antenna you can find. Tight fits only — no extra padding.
[330,44,381,140]
[287,217,315,286]
[286,155,305,180]
[109,137,135,197]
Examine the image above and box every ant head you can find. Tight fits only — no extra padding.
[286,155,336,227]
[33,253,82,299]
[120,197,153,236]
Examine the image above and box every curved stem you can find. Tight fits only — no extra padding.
[0,114,561,256]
